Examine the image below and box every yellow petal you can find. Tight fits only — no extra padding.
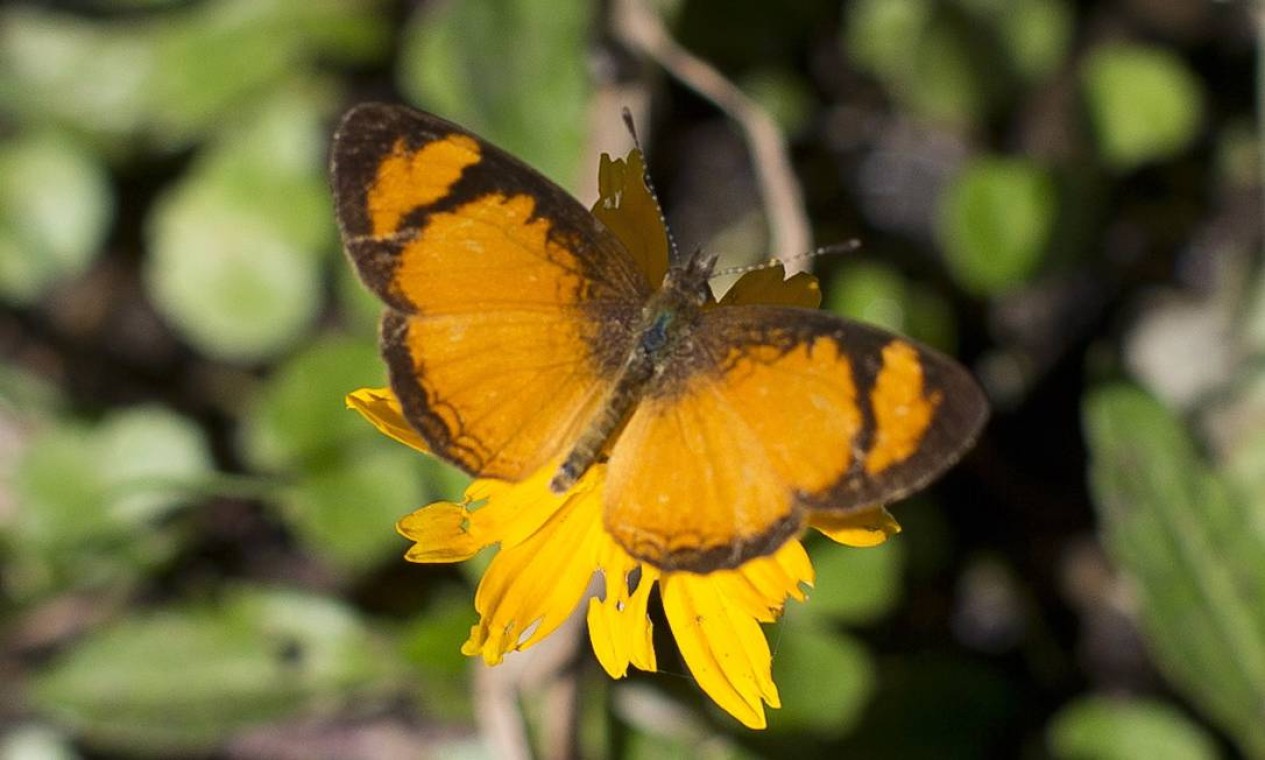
[587,537,658,678]
[661,572,780,730]
[346,387,431,454]
[396,502,485,562]
[809,507,902,547]
[733,540,814,611]
[464,461,596,550]
[462,483,606,665]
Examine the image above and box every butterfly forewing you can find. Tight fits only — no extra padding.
[332,104,651,480]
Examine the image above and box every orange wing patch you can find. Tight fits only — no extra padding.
[392,191,592,316]
[865,340,940,476]
[604,316,865,571]
[367,134,480,237]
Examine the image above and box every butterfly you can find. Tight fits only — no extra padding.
[331,103,988,573]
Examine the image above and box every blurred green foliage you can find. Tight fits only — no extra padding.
[938,157,1057,295]
[1048,696,1221,760]
[8,405,210,601]
[0,132,112,304]
[399,0,593,188]
[1086,386,1265,758]
[30,588,399,755]
[0,0,1254,757]
[1082,44,1205,172]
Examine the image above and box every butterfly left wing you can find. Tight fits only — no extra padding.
[332,104,652,480]
[603,306,988,572]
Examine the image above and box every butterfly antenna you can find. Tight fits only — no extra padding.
[621,107,683,266]
[709,239,863,278]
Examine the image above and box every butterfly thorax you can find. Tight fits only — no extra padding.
[549,252,718,494]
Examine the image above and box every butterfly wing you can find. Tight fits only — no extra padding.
[604,306,988,571]
[333,104,651,480]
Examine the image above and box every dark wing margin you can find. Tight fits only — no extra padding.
[725,308,989,514]
[688,306,989,516]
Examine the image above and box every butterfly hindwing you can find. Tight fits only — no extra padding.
[604,307,987,571]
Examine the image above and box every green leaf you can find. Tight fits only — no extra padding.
[12,422,109,549]
[1084,385,1265,758]
[907,17,987,127]
[1081,44,1204,171]
[31,588,395,756]
[0,7,155,147]
[1048,696,1220,760]
[938,156,1056,295]
[766,624,875,735]
[0,363,61,419]
[145,89,332,362]
[800,538,904,625]
[280,444,423,575]
[0,131,112,304]
[243,337,386,472]
[243,336,445,574]
[7,407,211,599]
[96,406,214,523]
[398,0,593,189]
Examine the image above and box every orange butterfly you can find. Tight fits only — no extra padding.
[332,104,987,573]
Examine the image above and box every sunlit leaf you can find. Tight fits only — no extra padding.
[243,337,385,472]
[845,1,987,126]
[96,405,213,523]
[0,132,112,304]
[6,407,210,600]
[0,724,80,760]
[281,445,423,575]
[1081,44,1203,171]
[1048,696,1220,760]
[938,156,1055,295]
[145,89,332,361]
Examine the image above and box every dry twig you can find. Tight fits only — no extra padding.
[611,0,813,266]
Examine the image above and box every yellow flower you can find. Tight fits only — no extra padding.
[348,385,899,728]
[346,148,902,729]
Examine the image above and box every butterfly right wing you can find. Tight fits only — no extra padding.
[603,306,987,571]
[332,104,651,480]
